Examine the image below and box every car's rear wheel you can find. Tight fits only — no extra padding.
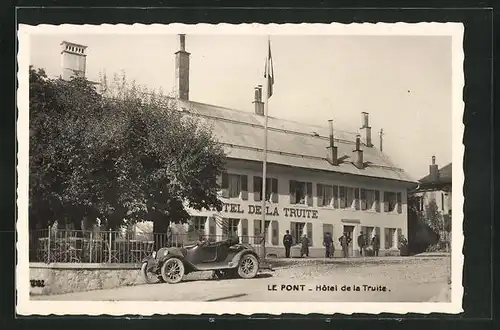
[141,262,160,284]
[160,257,185,284]
[237,254,259,279]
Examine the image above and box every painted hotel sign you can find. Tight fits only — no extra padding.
[221,202,319,219]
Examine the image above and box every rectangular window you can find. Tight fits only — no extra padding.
[384,227,397,249]
[188,216,206,233]
[317,184,334,207]
[221,173,248,200]
[366,190,375,211]
[222,218,239,239]
[289,180,312,205]
[339,186,347,209]
[375,190,381,212]
[347,187,355,208]
[253,176,278,202]
[360,189,368,210]
[332,185,339,208]
[290,222,305,245]
[384,192,397,212]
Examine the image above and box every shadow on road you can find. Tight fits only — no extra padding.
[182,272,273,283]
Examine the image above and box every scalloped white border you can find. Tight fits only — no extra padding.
[16,22,465,316]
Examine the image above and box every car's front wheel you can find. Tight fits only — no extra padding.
[141,262,160,284]
[237,254,259,279]
[160,257,185,284]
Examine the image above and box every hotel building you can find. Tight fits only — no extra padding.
[60,36,417,257]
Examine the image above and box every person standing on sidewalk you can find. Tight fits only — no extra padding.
[323,232,334,258]
[357,232,366,256]
[283,230,293,258]
[300,233,310,257]
[371,234,380,257]
[339,232,351,258]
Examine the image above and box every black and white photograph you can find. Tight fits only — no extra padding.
[17,23,464,315]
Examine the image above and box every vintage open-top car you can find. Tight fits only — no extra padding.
[141,236,271,284]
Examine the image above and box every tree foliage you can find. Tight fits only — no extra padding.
[424,198,444,234]
[29,67,226,232]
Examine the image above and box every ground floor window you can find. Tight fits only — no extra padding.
[384,192,397,212]
[384,227,397,249]
[253,219,271,244]
[290,222,312,246]
[222,218,239,239]
[189,217,206,233]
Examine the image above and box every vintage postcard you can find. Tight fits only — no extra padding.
[17,22,464,315]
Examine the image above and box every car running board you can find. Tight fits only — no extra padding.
[194,263,238,271]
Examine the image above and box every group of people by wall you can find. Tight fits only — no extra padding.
[282,230,381,258]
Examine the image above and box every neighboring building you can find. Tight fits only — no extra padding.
[58,35,417,257]
[411,156,452,248]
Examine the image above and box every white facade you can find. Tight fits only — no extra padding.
[184,159,409,257]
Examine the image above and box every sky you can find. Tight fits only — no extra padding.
[29,33,453,180]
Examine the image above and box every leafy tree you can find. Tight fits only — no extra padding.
[29,67,226,235]
[406,194,439,254]
[424,198,444,234]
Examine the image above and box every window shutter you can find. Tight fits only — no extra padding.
[307,223,313,246]
[253,219,261,240]
[290,222,296,245]
[316,184,324,207]
[241,175,248,200]
[271,220,279,245]
[307,182,313,206]
[383,192,389,212]
[289,180,296,204]
[221,172,229,198]
[253,176,261,201]
[396,193,403,213]
[241,219,248,243]
[375,190,380,212]
[272,178,279,203]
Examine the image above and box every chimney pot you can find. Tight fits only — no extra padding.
[353,134,364,168]
[254,87,260,102]
[180,34,186,51]
[360,112,373,147]
[253,85,264,115]
[429,155,439,181]
[326,120,338,166]
[361,112,369,128]
[379,128,384,152]
[60,41,87,80]
[175,34,190,100]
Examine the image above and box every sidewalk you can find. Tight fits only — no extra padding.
[269,254,450,269]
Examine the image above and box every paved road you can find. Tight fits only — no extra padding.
[32,257,451,302]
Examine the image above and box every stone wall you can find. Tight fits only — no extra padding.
[29,263,145,296]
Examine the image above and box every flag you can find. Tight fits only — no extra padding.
[264,39,274,99]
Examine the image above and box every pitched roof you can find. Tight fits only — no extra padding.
[419,162,452,184]
[176,99,416,185]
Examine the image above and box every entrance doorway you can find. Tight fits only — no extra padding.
[343,225,355,257]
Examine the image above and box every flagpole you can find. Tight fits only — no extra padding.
[260,38,270,261]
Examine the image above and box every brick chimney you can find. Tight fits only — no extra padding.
[360,112,373,147]
[253,85,264,115]
[429,155,439,181]
[175,34,190,100]
[60,41,87,80]
[326,120,338,165]
[353,134,364,169]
